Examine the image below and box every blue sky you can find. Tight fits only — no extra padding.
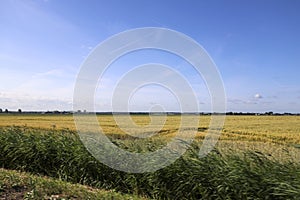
[0,0,300,112]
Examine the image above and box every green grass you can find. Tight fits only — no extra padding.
[0,126,300,199]
[0,168,145,200]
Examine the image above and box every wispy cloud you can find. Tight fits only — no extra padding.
[0,92,72,111]
[32,69,65,78]
[0,67,77,111]
[81,45,94,50]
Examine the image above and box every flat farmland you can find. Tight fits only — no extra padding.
[1,114,300,199]
[0,114,299,144]
[0,114,299,161]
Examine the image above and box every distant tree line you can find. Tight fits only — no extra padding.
[225,111,296,116]
[0,108,22,113]
[0,109,9,113]
[0,109,299,115]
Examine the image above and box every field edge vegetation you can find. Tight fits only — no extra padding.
[0,126,300,199]
[0,168,146,200]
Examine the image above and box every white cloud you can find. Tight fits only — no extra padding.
[0,67,77,111]
[0,92,72,111]
[81,45,94,51]
[32,69,64,78]
[254,93,263,99]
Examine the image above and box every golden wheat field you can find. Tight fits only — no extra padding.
[0,114,300,161]
[1,114,300,199]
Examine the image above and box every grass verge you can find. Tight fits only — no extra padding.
[0,168,145,200]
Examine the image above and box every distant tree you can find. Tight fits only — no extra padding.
[0,108,2,113]
[4,109,8,113]
[18,109,22,113]
[265,111,273,115]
